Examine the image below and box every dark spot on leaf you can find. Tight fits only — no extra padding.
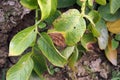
[48,33,66,49]
[33,30,35,32]
[74,26,76,29]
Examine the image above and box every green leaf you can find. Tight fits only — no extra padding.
[9,26,36,56]
[88,10,101,23]
[52,9,86,46]
[61,46,75,59]
[57,0,76,8]
[7,53,34,80]
[68,47,78,70]
[76,0,82,6]
[95,0,106,5]
[38,22,46,29]
[37,33,67,67]
[88,0,94,6]
[110,0,120,14]
[112,39,119,50]
[96,19,109,50]
[32,47,47,76]
[38,0,57,20]
[115,34,120,41]
[20,0,38,10]
[45,10,61,25]
[29,72,43,80]
[98,4,120,21]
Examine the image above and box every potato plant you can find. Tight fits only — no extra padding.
[6,0,120,80]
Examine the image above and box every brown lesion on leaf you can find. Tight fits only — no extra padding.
[48,33,66,49]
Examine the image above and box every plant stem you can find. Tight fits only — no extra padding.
[35,9,39,33]
[81,0,87,16]
[35,9,42,36]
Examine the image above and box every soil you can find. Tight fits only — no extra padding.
[0,0,120,80]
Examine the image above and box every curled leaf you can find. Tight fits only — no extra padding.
[105,37,117,66]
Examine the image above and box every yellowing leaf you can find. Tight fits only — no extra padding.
[105,37,117,66]
[9,26,36,56]
[107,19,120,34]
[50,9,86,46]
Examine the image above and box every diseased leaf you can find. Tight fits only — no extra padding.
[95,0,106,5]
[37,33,67,67]
[48,33,66,49]
[96,19,109,50]
[112,39,119,50]
[7,53,33,80]
[107,19,120,34]
[105,37,117,66]
[49,9,86,46]
[9,26,36,56]
[20,0,38,10]
[81,33,96,51]
[38,0,57,20]
[110,0,120,14]
[57,0,76,8]
[98,4,120,21]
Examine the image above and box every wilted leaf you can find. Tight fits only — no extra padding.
[37,33,67,67]
[20,0,38,10]
[7,53,33,80]
[105,37,117,66]
[96,19,109,50]
[57,0,76,8]
[49,9,86,46]
[107,19,120,34]
[98,4,120,21]
[95,0,106,5]
[38,0,57,20]
[9,26,36,56]
[110,0,120,14]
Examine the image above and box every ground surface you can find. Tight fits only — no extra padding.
[0,0,120,80]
